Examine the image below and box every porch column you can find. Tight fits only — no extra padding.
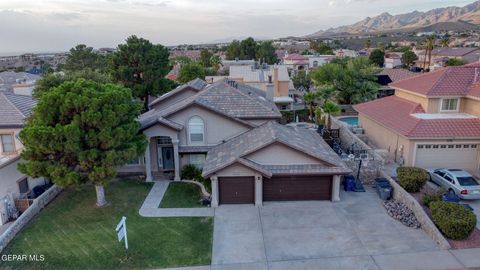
[255,174,263,207]
[331,175,341,202]
[172,139,180,181]
[144,138,152,182]
[211,176,219,207]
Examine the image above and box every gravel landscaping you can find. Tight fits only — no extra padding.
[384,200,421,229]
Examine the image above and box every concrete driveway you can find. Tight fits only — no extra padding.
[212,187,441,270]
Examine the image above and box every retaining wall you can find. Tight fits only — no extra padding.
[380,171,451,249]
[330,117,384,184]
[0,185,62,253]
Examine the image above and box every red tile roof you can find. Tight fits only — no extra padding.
[390,62,480,97]
[354,95,480,138]
[284,53,308,61]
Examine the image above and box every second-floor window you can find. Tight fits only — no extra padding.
[1,134,15,153]
[441,98,459,112]
[188,116,204,144]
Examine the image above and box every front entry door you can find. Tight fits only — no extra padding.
[161,147,174,170]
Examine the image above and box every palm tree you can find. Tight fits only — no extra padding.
[426,36,436,71]
[322,100,341,128]
[441,37,450,48]
[303,91,319,122]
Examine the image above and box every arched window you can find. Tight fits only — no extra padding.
[188,116,204,144]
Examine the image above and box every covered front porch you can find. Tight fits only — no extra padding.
[143,124,181,182]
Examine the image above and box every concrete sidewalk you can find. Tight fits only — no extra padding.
[139,181,214,217]
[155,248,480,270]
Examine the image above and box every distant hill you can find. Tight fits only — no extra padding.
[308,1,480,37]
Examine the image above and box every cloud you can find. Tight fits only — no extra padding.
[0,0,474,53]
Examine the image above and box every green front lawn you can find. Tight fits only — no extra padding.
[1,180,213,270]
[159,182,205,208]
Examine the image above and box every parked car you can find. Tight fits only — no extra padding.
[428,169,480,200]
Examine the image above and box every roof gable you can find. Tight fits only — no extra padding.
[354,95,480,139]
[389,63,480,97]
[0,92,36,127]
[202,121,350,177]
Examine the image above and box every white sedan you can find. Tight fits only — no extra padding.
[428,169,480,200]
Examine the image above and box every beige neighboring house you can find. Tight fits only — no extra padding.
[354,62,480,177]
[0,92,45,226]
[229,65,294,110]
[120,78,351,206]
[415,47,480,69]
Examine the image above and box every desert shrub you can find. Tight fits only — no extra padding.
[422,188,445,208]
[397,167,429,193]
[430,201,476,240]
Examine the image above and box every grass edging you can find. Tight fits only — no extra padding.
[380,170,451,249]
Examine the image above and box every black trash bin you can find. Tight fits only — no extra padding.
[374,177,393,200]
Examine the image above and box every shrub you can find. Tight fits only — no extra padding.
[397,167,429,193]
[181,164,200,180]
[422,188,445,208]
[430,201,476,240]
[180,164,211,193]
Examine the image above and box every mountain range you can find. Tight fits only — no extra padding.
[308,1,480,37]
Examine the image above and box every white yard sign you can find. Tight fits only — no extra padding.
[115,216,128,249]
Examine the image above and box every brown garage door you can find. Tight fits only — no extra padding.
[263,175,332,201]
[219,176,255,204]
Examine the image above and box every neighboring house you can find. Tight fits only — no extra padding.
[334,49,358,58]
[416,47,480,69]
[229,65,294,110]
[384,53,403,69]
[0,92,45,225]
[0,72,39,94]
[354,62,480,177]
[122,78,350,206]
[282,53,309,72]
[221,59,255,70]
[377,68,418,98]
[303,55,336,69]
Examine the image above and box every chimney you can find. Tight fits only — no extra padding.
[273,65,279,96]
[266,75,274,101]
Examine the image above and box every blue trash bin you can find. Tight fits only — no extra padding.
[442,193,460,203]
[343,175,356,191]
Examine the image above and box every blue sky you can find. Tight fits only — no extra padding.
[0,0,475,53]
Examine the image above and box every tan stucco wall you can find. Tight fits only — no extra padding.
[246,142,321,165]
[277,81,289,97]
[0,158,44,212]
[462,98,480,117]
[149,88,198,111]
[168,105,250,146]
[215,163,257,177]
[394,89,430,112]
[358,113,412,165]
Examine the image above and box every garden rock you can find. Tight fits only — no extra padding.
[384,200,421,228]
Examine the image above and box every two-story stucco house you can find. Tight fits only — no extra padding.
[354,62,480,177]
[125,78,351,207]
[0,92,45,225]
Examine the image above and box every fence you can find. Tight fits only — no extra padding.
[0,185,62,252]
